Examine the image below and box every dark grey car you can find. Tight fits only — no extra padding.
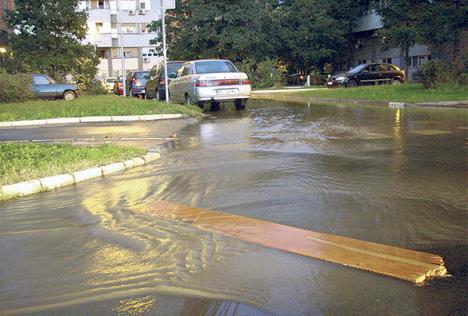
[31,74,80,100]
[145,61,186,100]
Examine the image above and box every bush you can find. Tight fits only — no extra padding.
[416,60,451,89]
[0,71,35,103]
[236,58,283,89]
[83,79,107,95]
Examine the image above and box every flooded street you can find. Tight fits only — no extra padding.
[1,100,467,315]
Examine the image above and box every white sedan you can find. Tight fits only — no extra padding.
[168,59,251,110]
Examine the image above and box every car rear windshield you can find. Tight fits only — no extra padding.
[134,72,149,79]
[195,61,237,74]
[163,62,185,78]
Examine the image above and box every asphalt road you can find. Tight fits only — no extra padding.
[0,118,197,149]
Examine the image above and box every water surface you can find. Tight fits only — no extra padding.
[1,100,467,315]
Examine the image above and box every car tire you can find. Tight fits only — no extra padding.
[346,79,358,88]
[235,99,246,110]
[63,91,76,101]
[197,101,205,109]
[210,101,220,112]
[185,94,192,106]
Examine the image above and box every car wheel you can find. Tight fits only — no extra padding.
[210,101,220,112]
[63,91,76,101]
[392,79,402,85]
[235,99,246,110]
[197,101,205,109]
[185,94,192,105]
[346,79,358,88]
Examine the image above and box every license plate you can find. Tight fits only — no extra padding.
[327,82,333,86]
[217,89,238,96]
[141,89,145,93]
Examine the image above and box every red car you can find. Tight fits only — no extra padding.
[113,78,123,95]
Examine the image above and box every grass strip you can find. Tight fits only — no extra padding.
[0,143,146,186]
[284,84,468,103]
[0,95,203,121]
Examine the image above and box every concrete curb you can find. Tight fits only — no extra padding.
[0,114,184,128]
[0,152,161,201]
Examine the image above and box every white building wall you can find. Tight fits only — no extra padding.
[78,0,162,79]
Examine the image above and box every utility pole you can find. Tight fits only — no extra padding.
[117,0,126,96]
[161,1,169,103]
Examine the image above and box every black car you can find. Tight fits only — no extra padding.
[125,71,150,97]
[145,61,186,100]
[326,63,405,88]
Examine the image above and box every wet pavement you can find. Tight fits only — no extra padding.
[0,100,467,315]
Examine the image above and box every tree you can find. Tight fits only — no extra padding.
[417,0,468,72]
[277,0,361,74]
[378,0,426,81]
[149,0,280,63]
[5,0,98,85]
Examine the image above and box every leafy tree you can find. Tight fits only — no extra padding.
[276,0,361,74]
[149,0,280,63]
[378,0,427,81]
[417,0,468,72]
[5,0,98,85]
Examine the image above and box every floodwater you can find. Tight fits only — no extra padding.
[1,100,467,315]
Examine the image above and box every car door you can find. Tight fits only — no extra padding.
[32,75,57,98]
[359,64,378,85]
[171,63,189,103]
[379,64,392,83]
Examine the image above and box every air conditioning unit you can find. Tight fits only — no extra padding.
[138,9,146,15]
[143,57,150,63]
[128,10,135,15]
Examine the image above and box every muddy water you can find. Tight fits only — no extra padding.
[1,100,467,315]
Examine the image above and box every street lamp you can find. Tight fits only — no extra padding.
[160,1,176,103]
[0,48,6,62]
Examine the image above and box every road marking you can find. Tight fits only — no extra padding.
[135,200,447,284]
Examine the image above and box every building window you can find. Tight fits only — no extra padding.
[382,58,392,64]
[99,50,107,58]
[139,1,146,10]
[122,23,137,33]
[95,22,103,33]
[409,55,430,68]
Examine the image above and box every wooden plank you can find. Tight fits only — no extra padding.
[135,200,447,284]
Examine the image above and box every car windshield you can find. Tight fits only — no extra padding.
[195,61,237,74]
[106,79,115,83]
[162,62,185,78]
[134,72,149,80]
[347,64,368,74]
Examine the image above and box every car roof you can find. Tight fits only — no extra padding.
[192,59,231,63]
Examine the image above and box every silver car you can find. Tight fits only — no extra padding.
[168,59,251,110]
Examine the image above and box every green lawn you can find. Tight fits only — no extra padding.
[289,84,468,103]
[0,94,203,121]
[0,143,146,187]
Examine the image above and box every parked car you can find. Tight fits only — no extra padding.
[325,63,405,88]
[145,61,186,101]
[31,74,80,100]
[169,59,251,110]
[113,78,123,95]
[125,71,150,97]
[104,77,117,93]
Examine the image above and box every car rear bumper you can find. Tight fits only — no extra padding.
[194,85,251,102]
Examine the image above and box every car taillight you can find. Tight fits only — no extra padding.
[159,79,165,85]
[196,80,209,87]
[242,79,251,85]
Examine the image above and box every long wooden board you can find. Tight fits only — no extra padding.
[135,200,447,284]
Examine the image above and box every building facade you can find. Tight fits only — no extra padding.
[352,1,431,80]
[78,0,163,79]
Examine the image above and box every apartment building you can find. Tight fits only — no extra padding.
[352,0,431,80]
[78,0,163,79]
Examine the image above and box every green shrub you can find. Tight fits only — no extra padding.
[83,79,107,95]
[416,60,451,89]
[0,72,35,103]
[236,58,282,88]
